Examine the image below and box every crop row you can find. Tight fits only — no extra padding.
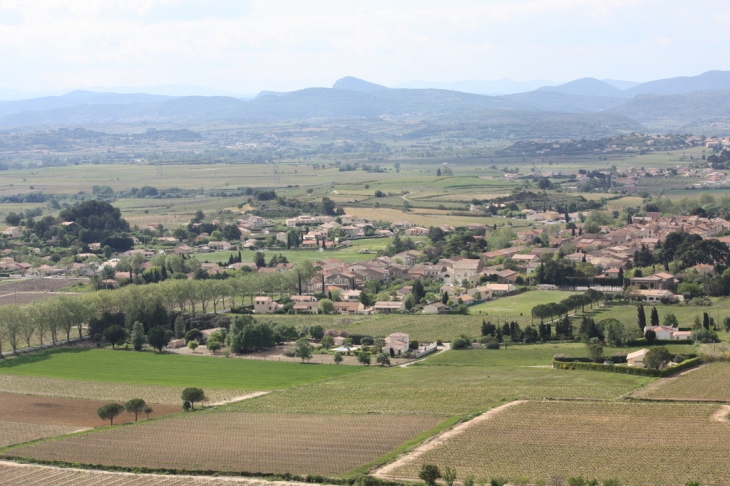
[6,412,443,476]
[391,401,730,486]
[230,383,639,416]
[0,374,244,405]
[644,362,730,401]
[0,421,81,448]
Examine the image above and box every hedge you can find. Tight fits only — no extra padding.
[552,358,701,378]
[627,338,694,346]
[554,353,696,365]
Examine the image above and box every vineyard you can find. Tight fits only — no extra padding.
[0,462,310,485]
[387,401,730,486]
[0,374,245,404]
[641,362,730,401]
[0,422,82,448]
[5,412,443,476]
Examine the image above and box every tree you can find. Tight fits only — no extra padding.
[207,340,222,354]
[131,321,145,351]
[419,464,442,486]
[318,298,334,314]
[97,403,125,425]
[321,335,335,348]
[358,351,371,366]
[143,406,153,419]
[103,325,126,349]
[181,387,206,410]
[188,340,199,353]
[650,306,659,328]
[586,343,604,363]
[637,303,646,332]
[376,352,391,366]
[664,313,679,328]
[333,351,343,364]
[443,466,457,486]
[124,398,146,422]
[147,325,170,352]
[174,315,186,339]
[644,346,672,370]
[645,329,657,344]
[293,337,313,362]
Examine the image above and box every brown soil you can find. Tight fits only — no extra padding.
[0,392,181,428]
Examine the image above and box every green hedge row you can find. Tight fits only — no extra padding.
[552,358,701,377]
[628,338,694,346]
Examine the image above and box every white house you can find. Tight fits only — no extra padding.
[383,332,410,356]
[483,283,516,295]
[643,326,692,340]
[635,289,675,302]
[627,348,649,367]
[422,303,447,314]
[254,296,283,314]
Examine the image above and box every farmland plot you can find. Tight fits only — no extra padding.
[0,422,81,448]
[0,374,244,404]
[5,412,443,476]
[640,362,730,401]
[387,401,730,486]
[0,461,311,485]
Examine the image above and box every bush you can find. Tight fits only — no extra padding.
[418,465,441,486]
[553,358,701,377]
[451,336,471,350]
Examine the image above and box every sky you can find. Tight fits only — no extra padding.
[1,0,730,95]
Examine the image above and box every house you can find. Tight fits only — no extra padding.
[466,285,493,300]
[496,269,517,283]
[340,225,364,238]
[342,289,362,302]
[627,348,649,367]
[1,227,22,238]
[630,272,676,291]
[422,302,447,314]
[394,250,421,267]
[450,259,484,283]
[292,301,319,313]
[536,284,559,290]
[383,332,410,356]
[373,301,406,313]
[404,226,429,236]
[173,245,194,255]
[483,283,516,295]
[391,220,414,231]
[333,301,366,314]
[254,296,283,314]
[200,328,223,343]
[167,338,186,349]
[635,289,675,302]
[643,326,692,340]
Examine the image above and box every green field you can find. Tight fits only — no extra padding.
[470,291,580,317]
[0,349,360,390]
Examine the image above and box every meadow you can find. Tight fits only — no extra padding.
[469,290,580,317]
[387,401,730,486]
[0,348,360,391]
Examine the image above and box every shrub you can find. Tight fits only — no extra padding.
[644,346,672,370]
[451,336,471,350]
[418,464,441,486]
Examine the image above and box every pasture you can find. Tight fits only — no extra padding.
[4,412,444,476]
[0,348,360,391]
[386,401,730,486]
[469,290,580,317]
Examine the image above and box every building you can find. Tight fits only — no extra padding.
[634,289,675,302]
[643,326,692,340]
[627,348,649,367]
[630,272,676,291]
[333,301,366,314]
[383,332,410,356]
[422,303,447,314]
[373,301,406,313]
[1,227,22,238]
[254,296,283,314]
[483,283,516,295]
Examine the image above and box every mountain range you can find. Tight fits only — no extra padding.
[2,71,730,137]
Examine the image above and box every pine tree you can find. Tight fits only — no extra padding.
[703,312,711,330]
[160,265,168,281]
[442,292,449,305]
[637,303,646,331]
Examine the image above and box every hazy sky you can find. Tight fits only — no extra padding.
[1,0,729,94]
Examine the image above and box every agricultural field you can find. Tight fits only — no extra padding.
[639,362,730,401]
[230,365,649,416]
[0,349,360,391]
[469,291,581,317]
[0,278,88,294]
[0,423,81,449]
[4,412,444,476]
[0,462,307,485]
[386,401,730,486]
[0,291,83,307]
[0,374,247,404]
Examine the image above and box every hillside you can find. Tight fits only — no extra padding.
[610,89,730,123]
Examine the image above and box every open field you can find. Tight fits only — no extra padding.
[0,461,312,486]
[387,401,730,486]
[640,362,730,401]
[0,392,180,427]
[230,365,649,416]
[0,278,88,293]
[0,349,360,390]
[0,423,81,449]
[469,291,580,316]
[4,412,443,476]
[580,297,730,329]
[343,206,533,228]
[0,374,247,404]
[0,291,83,307]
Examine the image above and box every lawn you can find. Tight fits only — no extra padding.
[470,291,580,317]
[0,349,361,391]
[387,401,730,486]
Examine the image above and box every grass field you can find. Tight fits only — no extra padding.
[0,349,360,391]
[642,362,730,401]
[4,412,444,476]
[387,401,730,486]
[469,291,580,316]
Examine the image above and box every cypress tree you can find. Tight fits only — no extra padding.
[703,312,711,330]
[637,303,646,332]
[650,306,659,327]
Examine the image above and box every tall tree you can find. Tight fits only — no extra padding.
[124,398,146,422]
[637,303,646,332]
[650,307,659,328]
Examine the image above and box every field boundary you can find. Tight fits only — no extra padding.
[372,400,525,481]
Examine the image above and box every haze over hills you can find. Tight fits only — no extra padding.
[2,71,730,138]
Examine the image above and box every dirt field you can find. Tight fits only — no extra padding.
[6,412,443,476]
[385,401,730,486]
[0,422,81,448]
[0,461,311,485]
[0,392,181,428]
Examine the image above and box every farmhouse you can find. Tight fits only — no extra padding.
[644,326,692,340]
[373,301,406,313]
[254,296,283,314]
[422,302,447,314]
[627,348,649,367]
[635,289,675,302]
[383,332,410,356]
[333,301,366,314]
[630,272,676,290]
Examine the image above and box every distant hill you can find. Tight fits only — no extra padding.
[610,89,730,124]
[601,79,641,90]
[536,78,628,97]
[502,91,626,113]
[0,91,175,118]
[332,77,388,93]
[393,78,554,95]
[625,70,730,96]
